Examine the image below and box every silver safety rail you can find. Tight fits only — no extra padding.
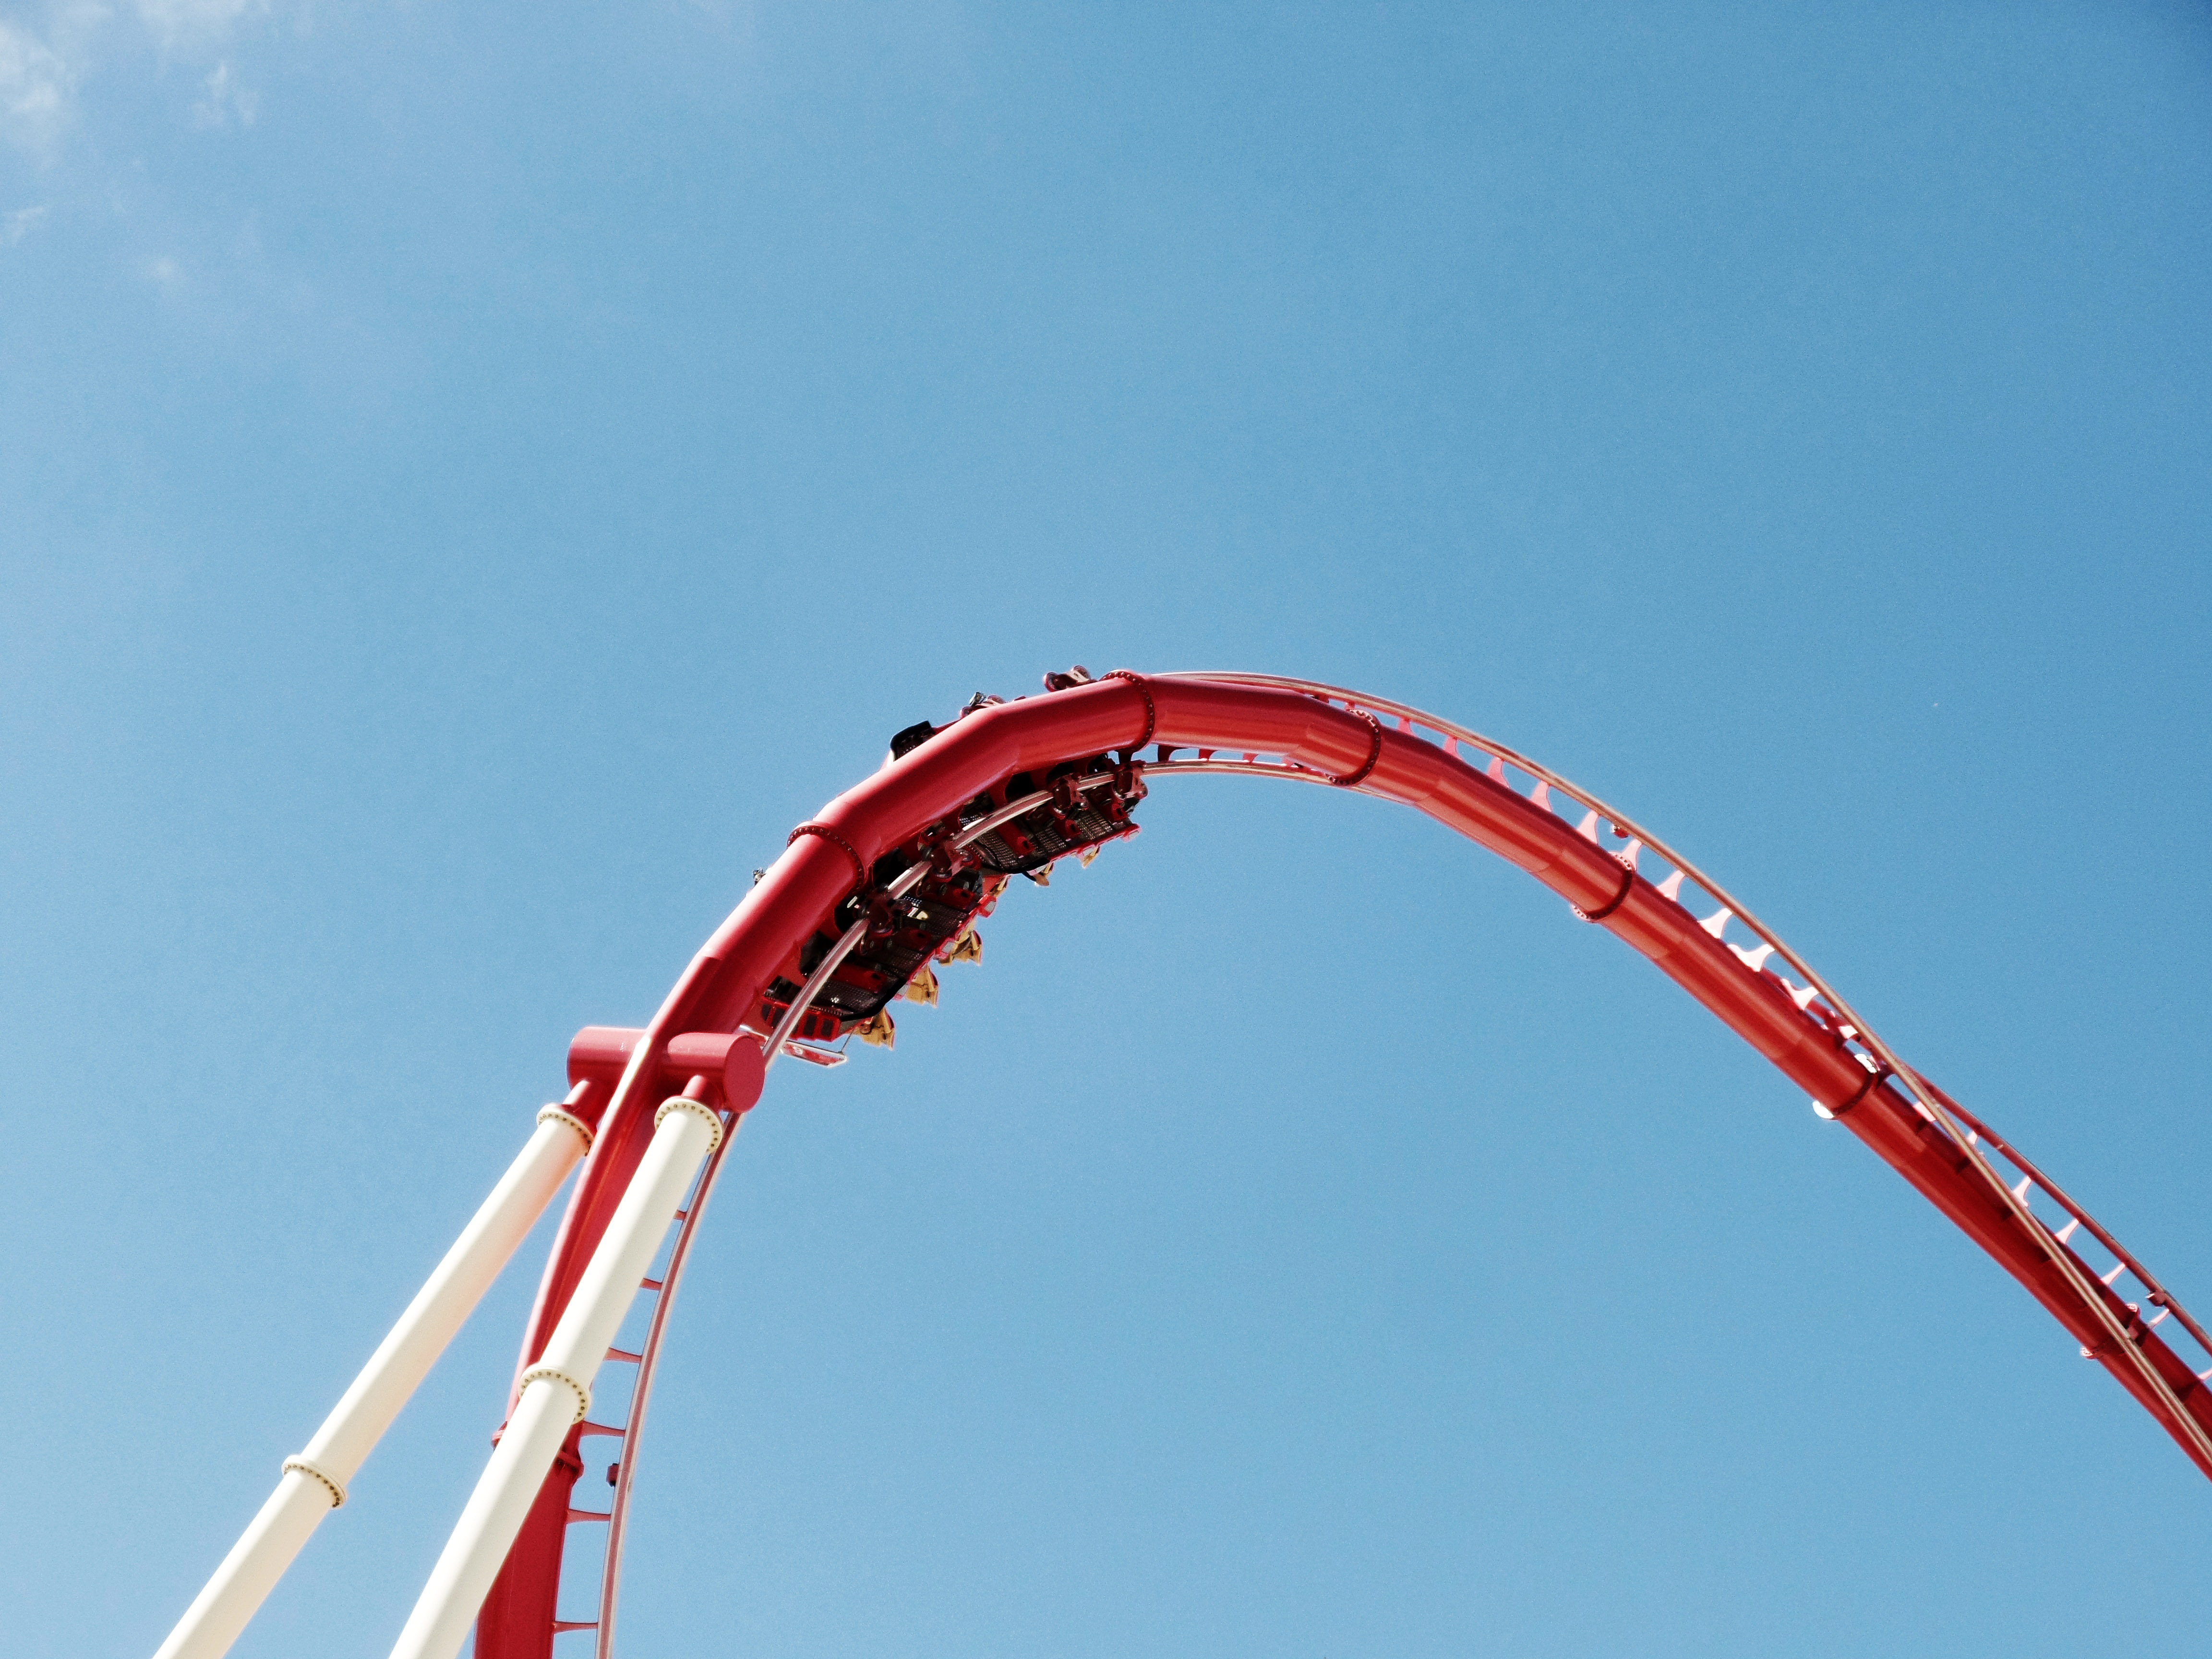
[532,1100,736,1652]
[1151,671,2212,1465]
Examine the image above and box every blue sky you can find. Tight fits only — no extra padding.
[5,3,2211,1655]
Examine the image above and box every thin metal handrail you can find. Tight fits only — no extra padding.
[1921,1083,2212,1367]
[1153,749,2212,1363]
[1156,671,2212,1463]
[591,1112,734,1655]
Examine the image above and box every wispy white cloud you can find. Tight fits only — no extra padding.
[135,0,260,51]
[0,15,77,153]
[190,56,253,126]
[1,0,273,158]
[4,199,49,240]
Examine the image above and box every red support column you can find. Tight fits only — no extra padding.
[474,1426,587,1659]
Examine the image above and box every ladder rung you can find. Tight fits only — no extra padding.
[605,1346,643,1363]
[640,1276,663,1291]
[552,1620,600,1633]
[566,1508,611,1525]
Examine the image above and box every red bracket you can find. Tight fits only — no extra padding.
[787,822,867,888]
[1316,709,1384,788]
[1103,669,1155,749]
[1577,857,1637,923]
[565,1026,767,1115]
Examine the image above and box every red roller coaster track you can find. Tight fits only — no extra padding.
[470,670,2212,1658]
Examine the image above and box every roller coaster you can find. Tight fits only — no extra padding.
[152,669,2212,1659]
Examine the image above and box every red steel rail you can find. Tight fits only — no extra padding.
[475,672,2212,1658]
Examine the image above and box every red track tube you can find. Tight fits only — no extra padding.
[475,676,2210,1659]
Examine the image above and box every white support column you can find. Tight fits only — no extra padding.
[153,1105,595,1659]
[387,1095,728,1659]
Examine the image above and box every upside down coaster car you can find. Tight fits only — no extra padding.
[152,669,2212,1659]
